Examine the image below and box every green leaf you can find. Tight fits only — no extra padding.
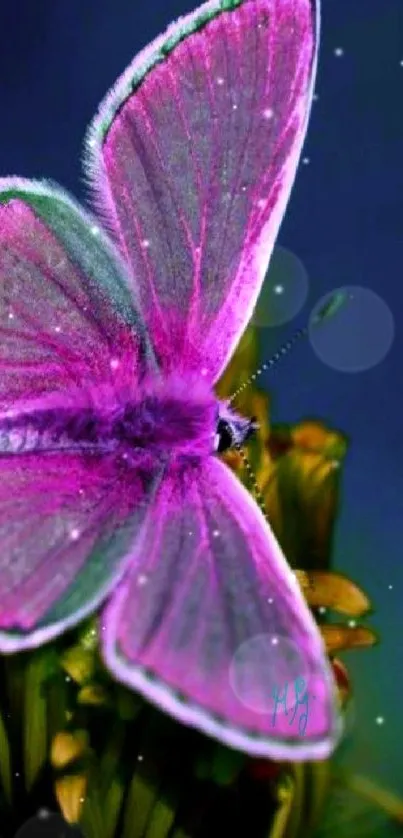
[103,777,126,838]
[122,768,160,838]
[210,744,245,786]
[0,707,12,802]
[144,792,178,838]
[79,781,105,838]
[24,647,53,790]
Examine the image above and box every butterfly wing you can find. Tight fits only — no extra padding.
[0,449,162,652]
[85,0,319,382]
[0,180,160,651]
[103,457,341,760]
[0,178,156,415]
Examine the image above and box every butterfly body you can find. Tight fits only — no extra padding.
[0,373,254,462]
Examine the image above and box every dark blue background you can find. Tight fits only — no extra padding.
[1,0,401,817]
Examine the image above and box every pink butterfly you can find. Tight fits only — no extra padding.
[0,0,341,759]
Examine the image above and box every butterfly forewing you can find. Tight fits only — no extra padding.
[0,179,156,414]
[85,0,319,381]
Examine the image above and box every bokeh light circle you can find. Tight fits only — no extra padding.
[309,285,394,372]
[15,811,83,837]
[229,633,312,717]
[252,246,309,327]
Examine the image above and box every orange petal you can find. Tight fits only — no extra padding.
[291,420,348,461]
[51,730,89,770]
[331,657,351,706]
[77,684,109,706]
[320,624,377,654]
[296,571,372,616]
[61,646,95,685]
[55,774,87,824]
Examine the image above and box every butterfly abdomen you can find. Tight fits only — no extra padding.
[0,407,111,455]
[0,383,218,459]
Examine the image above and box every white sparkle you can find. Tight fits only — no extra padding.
[232,103,238,110]
[348,620,357,628]
[137,574,148,587]
[302,156,310,165]
[80,797,85,803]
[110,358,120,370]
[8,311,14,320]
[87,137,96,148]
[318,606,327,614]
[313,92,319,101]
[65,676,71,683]
[141,238,150,249]
[54,325,61,333]
[334,47,344,57]
[271,637,279,646]
[400,60,403,67]
[268,598,273,604]
[216,76,224,86]
[257,198,266,209]
[138,754,144,761]
[375,716,385,725]
[201,367,208,376]
[70,528,80,541]
[388,584,393,590]
[263,108,274,120]
[273,284,284,294]
[90,225,100,236]
[212,529,220,538]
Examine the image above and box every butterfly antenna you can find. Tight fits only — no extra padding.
[235,444,269,520]
[228,326,307,403]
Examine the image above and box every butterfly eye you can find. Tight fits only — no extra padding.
[216,419,233,454]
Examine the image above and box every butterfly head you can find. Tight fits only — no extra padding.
[214,403,259,454]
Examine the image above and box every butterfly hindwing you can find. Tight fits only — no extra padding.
[103,457,341,760]
[0,450,162,651]
[85,0,319,382]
